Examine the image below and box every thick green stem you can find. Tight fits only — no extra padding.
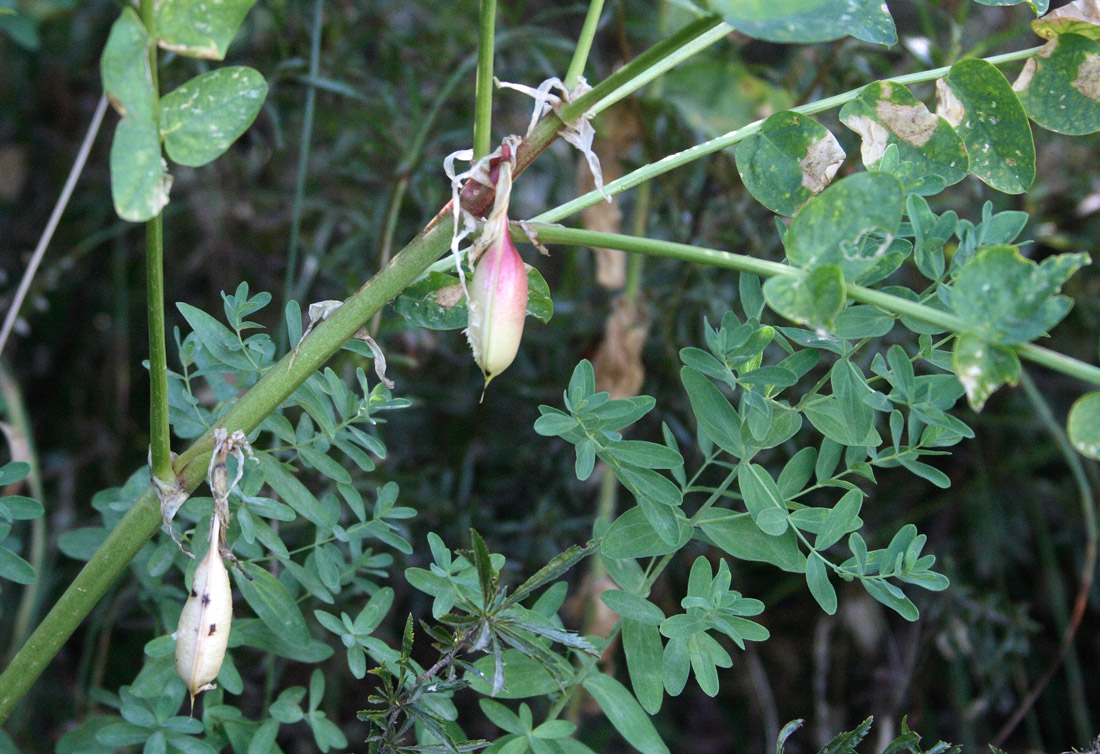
[517,225,1100,389]
[564,0,605,90]
[474,0,497,160]
[538,45,1043,225]
[138,0,172,483]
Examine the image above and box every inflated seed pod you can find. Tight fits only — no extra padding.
[174,512,232,711]
[466,228,529,387]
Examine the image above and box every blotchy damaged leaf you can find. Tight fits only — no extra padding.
[1068,391,1100,459]
[100,8,155,119]
[936,59,1035,194]
[1014,34,1100,134]
[156,0,257,60]
[783,171,903,281]
[160,67,268,167]
[944,245,1090,345]
[710,0,897,46]
[840,81,969,186]
[735,111,845,216]
[1033,0,1100,40]
[951,333,1021,411]
[763,266,846,332]
[109,116,171,222]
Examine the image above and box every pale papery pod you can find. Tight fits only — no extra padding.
[593,296,651,401]
[174,513,233,712]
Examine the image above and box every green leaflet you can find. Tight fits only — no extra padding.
[840,80,969,187]
[1068,391,1100,459]
[108,116,172,222]
[783,171,904,281]
[937,58,1035,194]
[394,267,553,330]
[160,67,268,167]
[945,244,1090,345]
[951,333,1021,412]
[709,0,896,45]
[582,673,668,754]
[1014,33,1100,135]
[100,7,155,119]
[101,9,171,222]
[156,0,257,60]
[763,265,846,331]
[974,0,1048,13]
[734,111,845,216]
[663,57,794,137]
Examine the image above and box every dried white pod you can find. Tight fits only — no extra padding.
[174,511,233,712]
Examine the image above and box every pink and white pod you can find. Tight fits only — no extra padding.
[466,227,529,387]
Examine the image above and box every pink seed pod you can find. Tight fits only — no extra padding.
[466,226,529,388]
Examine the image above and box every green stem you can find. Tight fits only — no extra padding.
[516,224,1100,389]
[146,214,172,482]
[538,45,1043,225]
[623,179,651,300]
[283,0,324,337]
[473,0,497,161]
[564,16,731,123]
[138,0,172,483]
[564,0,606,90]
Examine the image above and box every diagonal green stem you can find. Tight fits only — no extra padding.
[517,224,1100,389]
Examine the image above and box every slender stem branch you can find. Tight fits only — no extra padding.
[564,0,606,90]
[138,0,173,483]
[538,45,1043,225]
[146,213,173,482]
[0,95,108,360]
[517,224,1100,388]
[474,0,497,161]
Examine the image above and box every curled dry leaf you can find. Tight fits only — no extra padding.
[593,296,651,401]
[798,132,846,194]
[1033,0,1100,40]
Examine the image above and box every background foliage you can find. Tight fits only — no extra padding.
[2,1,1100,753]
